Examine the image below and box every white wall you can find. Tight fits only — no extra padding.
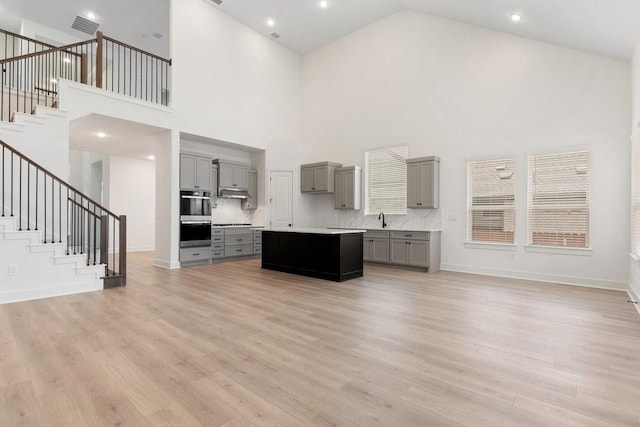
[171,0,310,227]
[302,10,631,289]
[108,156,156,252]
[629,41,640,304]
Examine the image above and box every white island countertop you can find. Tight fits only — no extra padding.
[262,227,366,235]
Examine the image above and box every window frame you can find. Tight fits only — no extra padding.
[526,149,591,250]
[466,157,517,245]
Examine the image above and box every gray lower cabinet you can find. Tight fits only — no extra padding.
[180,247,211,264]
[211,227,262,261]
[363,230,390,263]
[224,228,254,257]
[364,229,441,272]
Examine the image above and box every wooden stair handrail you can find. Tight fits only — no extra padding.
[102,34,172,65]
[0,39,90,65]
[0,28,58,49]
[0,139,120,219]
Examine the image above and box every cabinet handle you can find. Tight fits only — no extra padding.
[193,253,200,256]
[236,238,243,242]
[405,234,412,237]
[312,187,316,190]
[233,184,237,187]
[236,249,243,252]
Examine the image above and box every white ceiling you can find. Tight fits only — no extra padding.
[70,114,167,160]
[1,0,639,60]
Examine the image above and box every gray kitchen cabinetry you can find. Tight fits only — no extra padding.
[211,229,224,259]
[211,164,218,208]
[180,154,212,191]
[253,229,262,254]
[216,160,249,191]
[335,166,361,210]
[301,161,342,193]
[180,247,211,265]
[242,169,258,210]
[389,231,440,271]
[407,156,440,209]
[363,230,390,263]
[224,228,254,257]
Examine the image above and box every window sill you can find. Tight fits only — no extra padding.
[524,245,592,256]
[464,242,517,251]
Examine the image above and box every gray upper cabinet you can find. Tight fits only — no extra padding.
[211,164,218,207]
[407,156,440,209]
[242,170,258,210]
[215,160,249,191]
[180,154,212,191]
[335,166,361,210]
[301,162,342,193]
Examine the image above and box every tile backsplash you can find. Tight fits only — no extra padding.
[211,198,253,224]
[318,201,442,231]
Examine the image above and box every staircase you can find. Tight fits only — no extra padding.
[0,138,127,304]
[0,215,105,303]
[0,27,172,303]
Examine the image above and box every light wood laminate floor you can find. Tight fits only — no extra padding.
[1,252,639,426]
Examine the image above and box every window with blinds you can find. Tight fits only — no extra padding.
[365,145,408,215]
[467,158,516,244]
[527,150,590,248]
[632,134,640,257]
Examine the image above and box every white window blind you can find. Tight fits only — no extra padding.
[632,134,640,257]
[527,150,590,248]
[467,158,516,244]
[365,145,408,215]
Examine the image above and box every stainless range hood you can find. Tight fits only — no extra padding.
[218,188,250,199]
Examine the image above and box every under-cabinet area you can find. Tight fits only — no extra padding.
[363,229,441,272]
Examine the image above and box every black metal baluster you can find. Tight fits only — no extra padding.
[59,182,62,243]
[10,153,13,217]
[66,188,69,254]
[27,163,30,230]
[1,147,4,216]
[19,159,22,230]
[51,177,54,243]
[43,174,47,240]
[35,168,38,231]
[93,209,97,265]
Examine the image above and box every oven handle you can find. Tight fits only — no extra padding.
[181,221,211,225]
[181,195,211,200]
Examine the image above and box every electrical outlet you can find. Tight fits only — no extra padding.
[8,266,16,276]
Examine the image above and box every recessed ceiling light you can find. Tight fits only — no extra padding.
[267,18,275,27]
[147,155,156,160]
[50,78,57,84]
[510,13,523,22]
[96,132,106,138]
[63,57,71,63]
[319,0,329,8]
[87,11,96,20]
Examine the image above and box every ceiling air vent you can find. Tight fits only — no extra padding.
[71,15,100,35]
[210,0,223,5]
[270,32,280,39]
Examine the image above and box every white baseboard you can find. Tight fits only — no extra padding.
[153,259,180,269]
[127,246,155,253]
[628,286,640,315]
[0,281,103,305]
[441,263,627,291]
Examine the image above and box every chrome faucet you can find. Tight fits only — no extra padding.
[378,212,387,228]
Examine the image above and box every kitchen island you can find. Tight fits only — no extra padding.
[261,228,365,282]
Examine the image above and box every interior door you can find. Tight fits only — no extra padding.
[270,170,293,228]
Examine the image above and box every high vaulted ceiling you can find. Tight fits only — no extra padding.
[1,0,639,60]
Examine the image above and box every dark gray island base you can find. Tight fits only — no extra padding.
[261,228,365,282]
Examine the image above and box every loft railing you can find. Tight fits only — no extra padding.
[0,31,171,122]
[0,139,127,287]
[0,28,58,61]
